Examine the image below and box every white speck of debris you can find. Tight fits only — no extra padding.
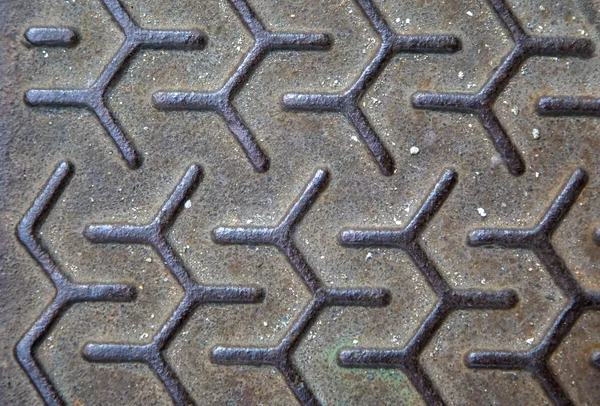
[396,17,400,23]
[406,18,410,24]
[535,172,540,178]
[532,128,540,139]
[365,252,373,261]
[290,14,296,18]
[145,257,152,263]
[263,321,268,326]
[466,10,474,16]
[512,106,519,116]
[477,207,487,217]
[410,146,420,155]
[184,200,192,209]
[526,337,535,345]
[458,71,464,79]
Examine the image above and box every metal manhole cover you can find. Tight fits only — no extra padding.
[2,0,600,405]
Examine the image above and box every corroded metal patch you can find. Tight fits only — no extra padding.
[2,0,600,405]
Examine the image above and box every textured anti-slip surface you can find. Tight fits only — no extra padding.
[2,0,600,405]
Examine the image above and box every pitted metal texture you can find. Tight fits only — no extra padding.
[2,0,600,405]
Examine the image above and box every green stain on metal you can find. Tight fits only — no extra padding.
[324,339,420,404]
[325,338,354,370]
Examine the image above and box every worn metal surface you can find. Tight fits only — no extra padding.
[2,0,600,405]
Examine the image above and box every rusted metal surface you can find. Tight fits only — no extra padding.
[2,0,600,405]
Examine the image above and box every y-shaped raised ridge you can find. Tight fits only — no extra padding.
[153,0,332,173]
[412,0,593,176]
[466,169,600,405]
[211,168,391,405]
[282,0,460,176]
[16,161,136,406]
[81,164,264,405]
[24,0,205,169]
[336,169,518,406]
